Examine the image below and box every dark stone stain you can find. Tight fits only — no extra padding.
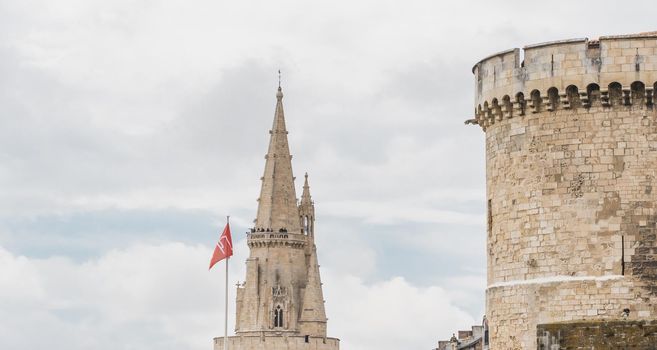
[624,212,657,296]
[614,155,625,172]
[538,320,657,349]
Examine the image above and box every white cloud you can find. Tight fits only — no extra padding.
[0,242,476,350]
[323,200,482,226]
[0,242,238,350]
[323,272,476,350]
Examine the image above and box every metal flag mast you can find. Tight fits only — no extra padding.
[224,215,229,350]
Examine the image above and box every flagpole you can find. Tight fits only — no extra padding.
[224,215,230,350]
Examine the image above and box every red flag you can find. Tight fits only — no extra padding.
[209,222,233,270]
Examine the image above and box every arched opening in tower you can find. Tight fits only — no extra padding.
[274,305,284,328]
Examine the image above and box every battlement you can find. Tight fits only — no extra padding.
[469,33,657,129]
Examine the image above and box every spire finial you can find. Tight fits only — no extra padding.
[276,70,283,99]
[303,172,310,188]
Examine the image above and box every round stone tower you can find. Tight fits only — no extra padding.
[470,32,657,349]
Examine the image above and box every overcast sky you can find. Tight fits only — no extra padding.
[1,1,654,349]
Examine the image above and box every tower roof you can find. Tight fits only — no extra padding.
[254,86,301,232]
[300,172,312,206]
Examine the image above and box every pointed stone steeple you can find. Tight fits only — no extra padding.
[227,83,339,350]
[255,86,301,233]
[299,173,315,237]
[298,247,328,336]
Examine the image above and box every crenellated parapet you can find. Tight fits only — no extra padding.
[469,33,657,130]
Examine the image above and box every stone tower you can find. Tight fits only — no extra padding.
[214,86,340,350]
[469,32,657,349]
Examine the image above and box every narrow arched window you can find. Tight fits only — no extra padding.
[587,83,601,106]
[547,87,560,110]
[491,98,502,121]
[502,95,512,118]
[631,81,645,105]
[609,82,623,106]
[530,90,541,113]
[515,92,526,115]
[566,85,581,108]
[274,305,283,328]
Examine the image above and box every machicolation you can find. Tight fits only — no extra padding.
[468,33,657,130]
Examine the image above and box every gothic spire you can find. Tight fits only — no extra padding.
[254,86,301,233]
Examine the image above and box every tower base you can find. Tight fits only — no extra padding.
[213,335,340,350]
[537,320,657,349]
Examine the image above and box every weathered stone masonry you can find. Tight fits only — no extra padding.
[469,33,657,349]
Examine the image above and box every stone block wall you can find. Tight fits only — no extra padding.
[213,335,339,350]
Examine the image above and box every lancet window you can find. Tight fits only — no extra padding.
[274,305,284,328]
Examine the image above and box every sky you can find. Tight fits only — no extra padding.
[1,1,655,349]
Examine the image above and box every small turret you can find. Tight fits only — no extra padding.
[299,173,315,237]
